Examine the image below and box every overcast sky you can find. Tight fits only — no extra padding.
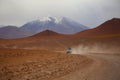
[0,0,120,28]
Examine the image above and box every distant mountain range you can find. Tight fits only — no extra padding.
[0,17,88,39]
[0,26,34,39]
[0,17,120,39]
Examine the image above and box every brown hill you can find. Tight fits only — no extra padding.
[0,30,72,50]
[31,30,61,37]
[27,30,72,40]
[76,18,120,38]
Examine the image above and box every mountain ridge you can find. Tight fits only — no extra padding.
[76,18,120,37]
[0,26,34,39]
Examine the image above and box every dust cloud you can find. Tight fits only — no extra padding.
[72,43,120,54]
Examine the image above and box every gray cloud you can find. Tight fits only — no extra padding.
[0,0,120,27]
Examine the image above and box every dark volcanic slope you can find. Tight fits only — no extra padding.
[76,18,120,37]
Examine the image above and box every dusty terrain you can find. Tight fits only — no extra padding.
[54,53,120,80]
[0,48,92,80]
[0,34,120,80]
[0,18,120,80]
[0,47,120,80]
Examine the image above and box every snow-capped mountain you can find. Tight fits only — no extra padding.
[21,17,88,34]
[0,17,88,39]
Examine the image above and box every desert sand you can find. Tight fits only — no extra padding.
[0,47,120,80]
[0,35,120,80]
[0,48,92,80]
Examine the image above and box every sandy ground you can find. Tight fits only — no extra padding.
[54,53,120,80]
[0,48,120,80]
[0,48,92,80]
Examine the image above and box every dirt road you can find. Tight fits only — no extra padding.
[54,53,120,80]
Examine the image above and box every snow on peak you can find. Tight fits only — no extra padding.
[39,16,62,24]
[40,16,52,22]
[24,16,82,26]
